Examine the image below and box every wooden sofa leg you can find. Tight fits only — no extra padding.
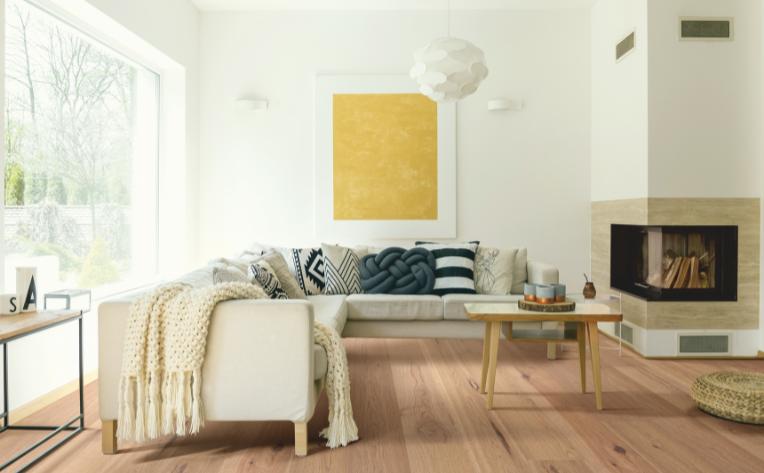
[547,342,557,360]
[102,420,118,454]
[294,422,308,456]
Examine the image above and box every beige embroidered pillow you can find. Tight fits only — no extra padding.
[474,247,517,295]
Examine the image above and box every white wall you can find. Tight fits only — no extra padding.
[648,0,762,198]
[590,0,648,201]
[198,9,591,285]
[0,0,200,412]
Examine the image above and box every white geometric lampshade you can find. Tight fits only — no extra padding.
[410,37,489,102]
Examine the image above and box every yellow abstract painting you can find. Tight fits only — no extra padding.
[333,93,438,220]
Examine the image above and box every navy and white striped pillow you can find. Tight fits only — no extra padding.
[415,242,479,295]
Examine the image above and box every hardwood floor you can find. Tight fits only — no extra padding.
[1,336,762,472]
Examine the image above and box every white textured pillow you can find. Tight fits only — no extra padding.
[175,267,215,288]
[474,247,518,295]
[212,265,249,284]
[511,248,528,294]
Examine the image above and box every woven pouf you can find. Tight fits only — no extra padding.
[690,371,764,425]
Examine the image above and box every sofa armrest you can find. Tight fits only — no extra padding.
[99,298,319,423]
[527,261,559,285]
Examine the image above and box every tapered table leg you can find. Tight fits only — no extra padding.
[485,321,501,409]
[586,321,603,410]
[480,322,491,394]
[577,322,586,393]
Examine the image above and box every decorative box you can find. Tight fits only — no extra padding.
[44,289,92,312]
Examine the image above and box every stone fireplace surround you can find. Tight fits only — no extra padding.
[591,198,760,357]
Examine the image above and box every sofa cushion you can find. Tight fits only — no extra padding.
[360,247,436,295]
[249,259,289,299]
[279,247,325,295]
[346,294,443,321]
[321,243,362,295]
[307,295,348,333]
[415,241,479,295]
[256,252,306,299]
[443,293,522,321]
[511,248,528,294]
[474,246,517,295]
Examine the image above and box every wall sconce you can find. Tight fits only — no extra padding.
[487,98,523,111]
[235,98,269,111]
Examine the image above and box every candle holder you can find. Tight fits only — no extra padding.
[523,283,537,302]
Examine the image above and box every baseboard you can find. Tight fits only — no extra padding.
[599,329,761,360]
[9,370,97,423]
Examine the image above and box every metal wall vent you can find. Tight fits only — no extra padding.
[678,334,730,355]
[614,322,634,344]
[615,31,635,61]
[680,17,733,40]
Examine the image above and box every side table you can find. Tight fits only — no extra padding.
[0,310,84,472]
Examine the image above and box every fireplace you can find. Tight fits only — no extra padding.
[610,224,738,301]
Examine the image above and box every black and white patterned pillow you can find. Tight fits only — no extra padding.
[278,247,325,296]
[415,241,479,295]
[322,244,361,295]
[249,260,288,300]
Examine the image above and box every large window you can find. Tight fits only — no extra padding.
[4,0,159,294]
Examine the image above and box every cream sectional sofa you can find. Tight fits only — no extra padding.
[98,260,558,456]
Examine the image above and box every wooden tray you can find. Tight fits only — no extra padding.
[518,299,576,313]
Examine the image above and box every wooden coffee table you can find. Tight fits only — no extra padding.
[464,302,622,410]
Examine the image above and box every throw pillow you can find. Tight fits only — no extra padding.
[278,247,325,296]
[511,248,528,294]
[249,260,288,299]
[212,265,249,284]
[258,251,307,299]
[175,266,215,288]
[474,247,518,295]
[360,247,436,294]
[322,243,362,295]
[415,242,479,295]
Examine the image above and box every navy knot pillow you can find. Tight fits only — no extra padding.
[360,247,436,294]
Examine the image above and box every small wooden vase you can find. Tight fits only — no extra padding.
[583,282,596,299]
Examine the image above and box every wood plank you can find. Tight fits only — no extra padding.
[0,310,80,342]
[3,337,763,473]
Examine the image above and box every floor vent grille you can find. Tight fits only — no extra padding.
[680,18,733,40]
[678,334,730,355]
[614,322,634,344]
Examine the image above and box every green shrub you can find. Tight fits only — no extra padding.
[5,161,25,205]
[78,238,120,288]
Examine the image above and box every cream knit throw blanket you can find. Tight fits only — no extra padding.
[118,281,358,448]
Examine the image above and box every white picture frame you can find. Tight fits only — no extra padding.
[314,74,456,240]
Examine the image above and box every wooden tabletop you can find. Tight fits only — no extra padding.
[0,310,82,342]
[464,302,623,323]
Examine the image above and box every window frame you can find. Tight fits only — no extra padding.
[1,0,163,298]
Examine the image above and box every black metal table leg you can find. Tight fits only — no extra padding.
[79,317,84,429]
[0,312,85,472]
[2,342,8,432]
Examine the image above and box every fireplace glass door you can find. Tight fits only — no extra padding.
[611,225,737,301]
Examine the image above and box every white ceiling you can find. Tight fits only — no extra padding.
[191,0,596,12]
